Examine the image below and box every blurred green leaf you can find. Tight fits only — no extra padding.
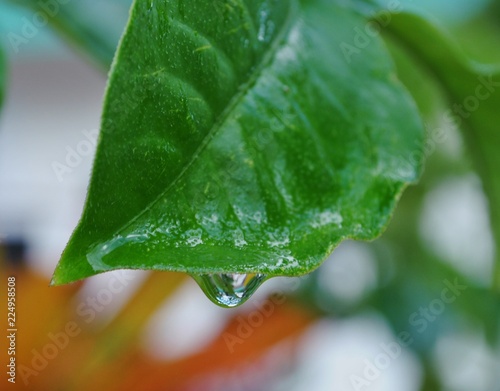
[52,0,423,285]
[451,15,500,64]
[7,0,121,68]
[385,12,500,288]
[0,45,5,110]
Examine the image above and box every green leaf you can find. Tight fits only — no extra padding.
[52,0,423,286]
[383,12,500,288]
[0,45,5,110]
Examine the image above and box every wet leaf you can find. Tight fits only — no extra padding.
[52,0,423,286]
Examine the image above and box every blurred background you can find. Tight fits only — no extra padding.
[0,0,500,390]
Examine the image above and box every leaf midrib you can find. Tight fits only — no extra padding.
[110,0,301,238]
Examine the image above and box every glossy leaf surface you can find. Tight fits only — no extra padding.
[52,0,423,285]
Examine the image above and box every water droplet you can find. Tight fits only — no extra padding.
[192,273,267,307]
[258,26,266,42]
[257,8,269,42]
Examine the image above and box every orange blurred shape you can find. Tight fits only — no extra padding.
[115,299,316,391]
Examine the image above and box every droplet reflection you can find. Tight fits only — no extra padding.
[192,273,267,308]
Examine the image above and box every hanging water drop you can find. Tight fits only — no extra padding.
[192,273,267,308]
